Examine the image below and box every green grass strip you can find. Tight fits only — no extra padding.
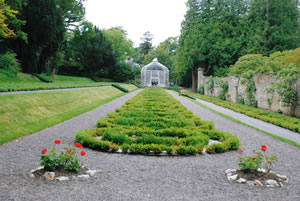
[190,99,300,149]
[0,87,126,145]
[188,92,300,133]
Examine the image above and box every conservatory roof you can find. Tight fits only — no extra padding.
[141,58,169,72]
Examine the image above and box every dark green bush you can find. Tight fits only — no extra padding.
[0,52,20,77]
[181,93,196,100]
[112,83,129,93]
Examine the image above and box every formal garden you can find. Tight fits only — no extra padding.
[1,0,300,200]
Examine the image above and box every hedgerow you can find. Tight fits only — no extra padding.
[111,83,129,93]
[76,88,240,155]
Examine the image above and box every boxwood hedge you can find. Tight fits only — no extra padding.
[75,88,240,155]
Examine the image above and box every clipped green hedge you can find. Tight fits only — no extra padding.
[33,73,54,83]
[180,93,196,100]
[112,83,129,93]
[188,92,300,134]
[76,88,240,155]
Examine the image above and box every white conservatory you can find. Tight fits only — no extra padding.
[141,58,169,87]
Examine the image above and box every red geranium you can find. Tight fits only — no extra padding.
[74,142,83,148]
[41,148,48,155]
[261,145,267,152]
[80,151,86,156]
[237,149,243,154]
[54,140,61,145]
[67,150,72,154]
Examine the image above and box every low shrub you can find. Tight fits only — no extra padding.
[180,93,196,100]
[75,88,240,156]
[0,52,20,77]
[33,73,54,83]
[112,83,129,93]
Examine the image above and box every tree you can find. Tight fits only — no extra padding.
[10,0,65,73]
[0,0,18,38]
[71,22,116,77]
[103,27,136,60]
[56,0,86,30]
[139,31,153,61]
[144,37,178,81]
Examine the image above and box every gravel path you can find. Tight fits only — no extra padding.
[1,89,300,201]
[0,86,110,95]
[194,96,300,144]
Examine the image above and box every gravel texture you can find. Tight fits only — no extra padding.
[1,89,300,201]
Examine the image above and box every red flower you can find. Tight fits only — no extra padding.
[74,142,83,148]
[261,145,267,152]
[67,150,72,154]
[80,151,86,156]
[237,149,243,154]
[41,148,48,155]
[252,157,256,161]
[54,140,61,145]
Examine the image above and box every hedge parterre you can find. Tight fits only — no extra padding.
[76,88,240,155]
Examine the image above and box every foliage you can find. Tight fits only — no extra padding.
[112,83,129,93]
[188,92,300,133]
[176,0,299,86]
[269,66,298,116]
[112,62,134,82]
[206,76,214,95]
[103,27,137,61]
[238,145,277,173]
[143,37,178,81]
[197,84,205,95]
[139,31,153,60]
[216,79,229,100]
[0,52,20,77]
[0,0,18,38]
[70,22,116,78]
[40,140,85,172]
[76,88,240,155]
[242,77,257,107]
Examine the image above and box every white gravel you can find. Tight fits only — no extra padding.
[0,89,300,201]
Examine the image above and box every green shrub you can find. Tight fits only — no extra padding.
[112,83,129,93]
[0,52,20,77]
[180,93,196,100]
[102,129,128,145]
[197,84,205,95]
[33,73,54,83]
[206,143,225,154]
[75,88,240,155]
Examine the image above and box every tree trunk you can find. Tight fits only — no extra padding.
[192,66,198,92]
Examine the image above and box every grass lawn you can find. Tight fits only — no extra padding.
[0,87,125,145]
[187,92,300,134]
[0,72,116,92]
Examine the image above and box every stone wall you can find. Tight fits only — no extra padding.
[197,69,300,118]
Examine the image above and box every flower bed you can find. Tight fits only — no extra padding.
[75,88,240,155]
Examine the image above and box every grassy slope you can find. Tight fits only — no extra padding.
[0,72,116,92]
[0,87,125,144]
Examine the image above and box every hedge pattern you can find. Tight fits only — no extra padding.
[76,88,240,155]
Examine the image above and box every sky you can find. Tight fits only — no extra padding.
[83,0,187,47]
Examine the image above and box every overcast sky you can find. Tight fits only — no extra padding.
[83,0,187,47]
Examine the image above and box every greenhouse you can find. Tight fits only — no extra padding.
[141,58,169,87]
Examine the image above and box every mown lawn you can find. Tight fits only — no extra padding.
[0,87,125,144]
[0,72,116,92]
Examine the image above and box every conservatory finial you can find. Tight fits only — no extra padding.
[153,58,158,62]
